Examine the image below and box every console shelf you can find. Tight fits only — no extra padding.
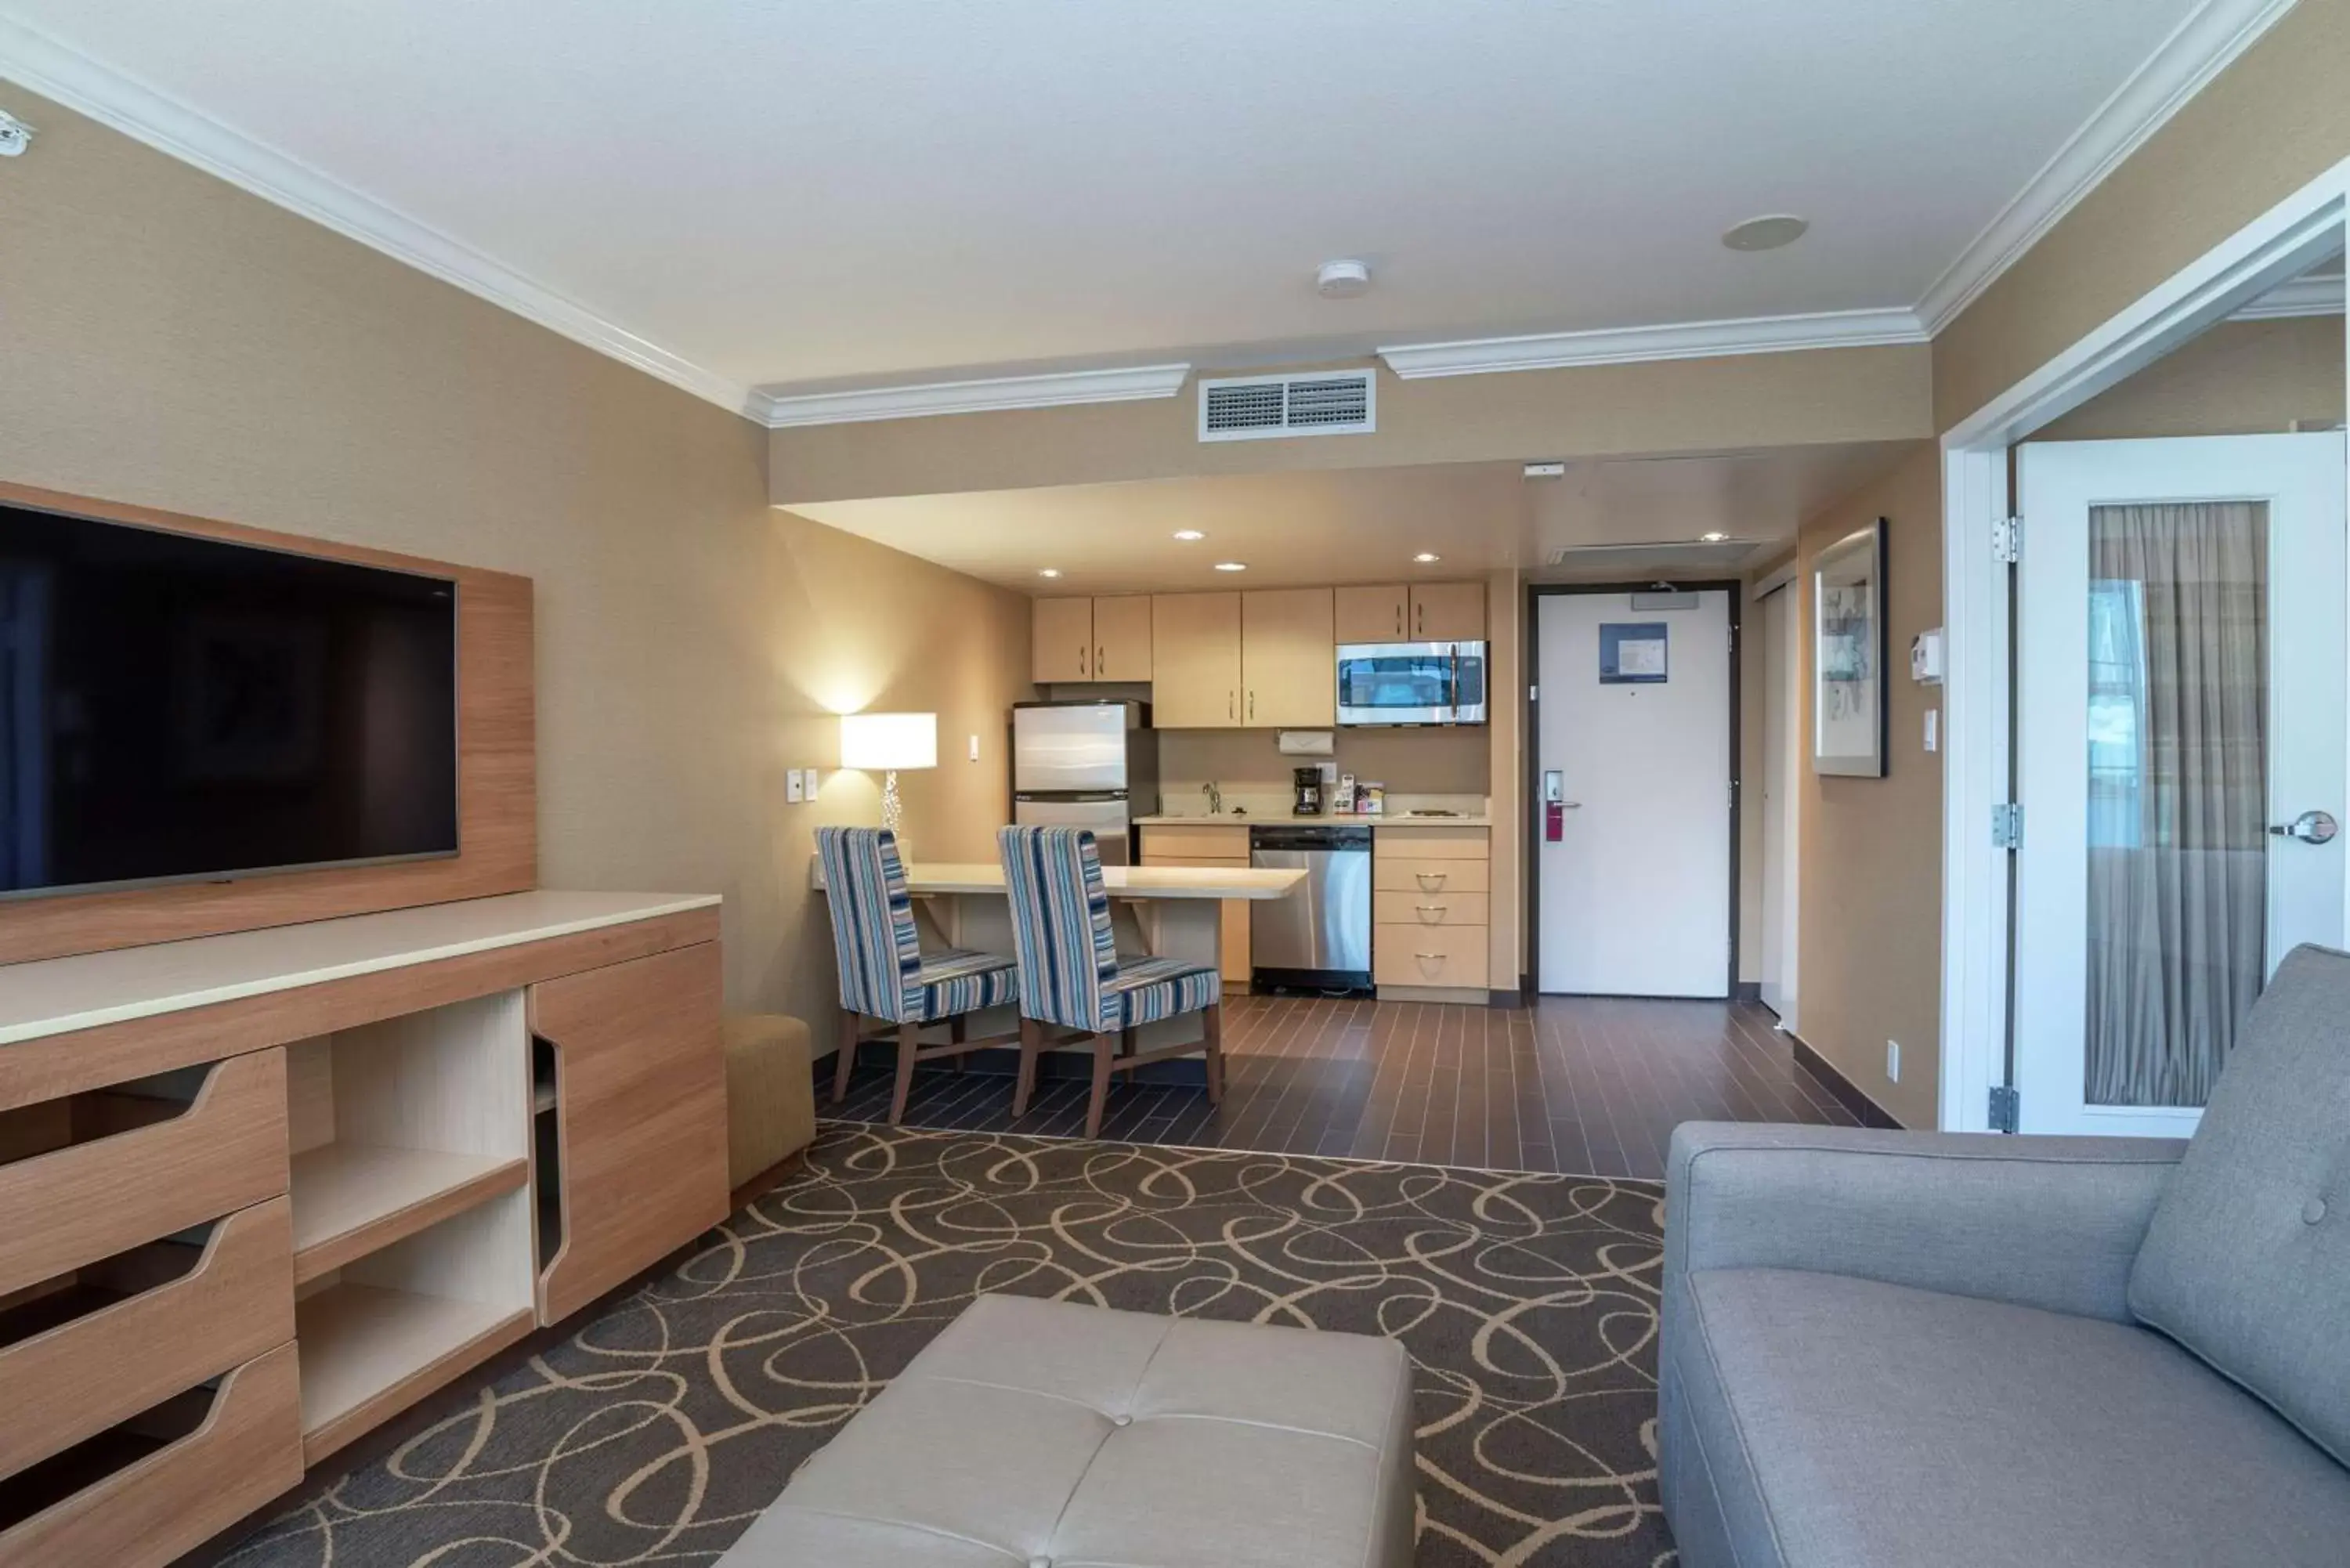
[290,1144,529,1284]
[294,1282,533,1461]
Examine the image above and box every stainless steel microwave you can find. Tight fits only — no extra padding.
[1334,641,1488,727]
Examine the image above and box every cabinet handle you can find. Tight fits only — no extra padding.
[1097,645,1105,676]
[1415,602,1424,634]
[1228,690,1235,721]
[1396,605,1404,635]
[1079,645,1088,677]
[1247,690,1255,721]
[1415,873,1448,891]
[1415,952,1444,962]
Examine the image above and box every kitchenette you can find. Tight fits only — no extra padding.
[1018,578,1506,1006]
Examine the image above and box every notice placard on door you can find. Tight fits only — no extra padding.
[1600,622,1668,684]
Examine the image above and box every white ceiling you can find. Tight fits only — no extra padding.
[791,442,1916,594]
[1,0,2229,405]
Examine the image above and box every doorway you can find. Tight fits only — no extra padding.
[1533,586,1737,998]
[2011,432,2348,1136]
[1756,578,1801,1027]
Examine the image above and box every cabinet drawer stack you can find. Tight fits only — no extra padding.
[0,1050,304,1568]
[1372,827,1492,996]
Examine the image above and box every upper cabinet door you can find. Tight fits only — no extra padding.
[1090,596,1153,682]
[1151,591,1242,727]
[1241,587,1336,728]
[1032,598,1094,683]
[1333,584,1408,643]
[1410,581,1488,641]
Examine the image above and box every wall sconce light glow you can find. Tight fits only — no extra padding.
[1213,562,1247,572]
[1173,529,1205,541]
[1037,567,1061,578]
[840,711,937,835]
[1412,552,1441,563]
[1700,531,1729,543]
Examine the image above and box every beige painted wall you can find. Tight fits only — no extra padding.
[0,85,1035,1021]
[2036,313,2345,441]
[1791,444,1944,1128]
[772,348,1935,504]
[1933,0,2350,430]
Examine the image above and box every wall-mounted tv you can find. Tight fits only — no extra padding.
[1,500,460,900]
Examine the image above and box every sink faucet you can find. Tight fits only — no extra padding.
[1201,781,1222,815]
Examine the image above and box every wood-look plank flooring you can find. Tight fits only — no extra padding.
[830,995,1859,1179]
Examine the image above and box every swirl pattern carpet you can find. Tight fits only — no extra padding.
[222,1124,1676,1566]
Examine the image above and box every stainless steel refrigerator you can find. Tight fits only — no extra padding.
[1010,700,1159,865]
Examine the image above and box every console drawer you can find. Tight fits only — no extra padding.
[0,1050,289,1299]
[1372,858,1489,894]
[1374,924,1491,989]
[0,1342,302,1568]
[0,1198,295,1477]
[1373,891,1491,927]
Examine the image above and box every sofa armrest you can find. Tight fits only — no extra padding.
[1665,1122,2189,1322]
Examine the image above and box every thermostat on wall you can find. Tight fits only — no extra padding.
[1911,628,1945,685]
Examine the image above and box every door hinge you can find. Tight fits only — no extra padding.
[1987,1084,2020,1133]
[1992,515,2022,565]
[1991,802,2023,850]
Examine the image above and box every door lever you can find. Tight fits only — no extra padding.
[2270,811,2339,844]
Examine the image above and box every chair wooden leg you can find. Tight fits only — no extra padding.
[889,1023,921,1125]
[1201,1003,1224,1106]
[950,1013,967,1071]
[833,1011,860,1104]
[1086,1032,1115,1140]
[1014,1017,1043,1118]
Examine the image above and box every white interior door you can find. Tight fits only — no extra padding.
[1758,584,1800,1027]
[2015,433,2348,1136]
[1537,591,1733,997]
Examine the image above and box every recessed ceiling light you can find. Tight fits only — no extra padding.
[1037,568,1061,578]
[1173,529,1205,541]
[1315,258,1372,299]
[1700,532,1729,544]
[1722,215,1810,252]
[1214,562,1248,573]
[1413,552,1441,563]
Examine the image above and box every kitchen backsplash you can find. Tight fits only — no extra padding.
[1155,726,1488,817]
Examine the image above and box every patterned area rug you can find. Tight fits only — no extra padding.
[223,1125,1675,1566]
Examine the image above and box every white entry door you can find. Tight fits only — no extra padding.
[2015,433,2348,1136]
[1537,591,1733,996]
[1758,583,1800,1027]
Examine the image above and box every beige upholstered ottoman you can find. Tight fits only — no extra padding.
[719,1294,1417,1568]
[722,1013,815,1194]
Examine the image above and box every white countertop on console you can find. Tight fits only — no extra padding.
[813,860,1304,901]
[0,891,721,1046]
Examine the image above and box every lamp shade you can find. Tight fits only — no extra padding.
[840,711,937,771]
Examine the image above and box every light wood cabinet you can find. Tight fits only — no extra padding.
[1091,596,1152,681]
[1140,822,1253,985]
[1334,584,1409,642]
[1150,591,1243,728]
[1032,597,1095,683]
[1240,587,1335,728]
[1373,826,1491,999]
[1410,580,1487,640]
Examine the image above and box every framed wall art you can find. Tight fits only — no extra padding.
[1813,518,1888,778]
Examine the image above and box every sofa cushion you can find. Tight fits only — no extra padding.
[2129,942,2350,1467]
[1670,1267,2350,1568]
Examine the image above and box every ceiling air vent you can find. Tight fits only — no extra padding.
[1198,371,1376,443]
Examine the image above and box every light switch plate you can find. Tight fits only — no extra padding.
[786,768,807,804]
[1923,710,1939,753]
[968,733,981,762]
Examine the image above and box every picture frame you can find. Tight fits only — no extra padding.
[1813,518,1888,778]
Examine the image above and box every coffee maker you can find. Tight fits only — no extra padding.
[1292,766,1324,816]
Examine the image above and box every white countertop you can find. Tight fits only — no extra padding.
[1133,813,1494,830]
[0,891,721,1046]
[814,860,1305,901]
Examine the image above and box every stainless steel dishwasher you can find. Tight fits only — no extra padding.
[1249,825,1372,994]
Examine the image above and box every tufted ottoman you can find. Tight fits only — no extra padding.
[718,1293,1418,1568]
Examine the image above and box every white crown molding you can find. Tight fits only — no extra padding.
[0,15,762,418]
[757,363,1192,428]
[2227,271,2344,320]
[1914,0,2300,335]
[1376,308,1927,381]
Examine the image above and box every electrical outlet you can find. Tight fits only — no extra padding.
[1886,1039,1901,1083]
[786,768,807,804]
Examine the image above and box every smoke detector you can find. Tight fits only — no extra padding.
[1315,259,1372,299]
[0,109,34,158]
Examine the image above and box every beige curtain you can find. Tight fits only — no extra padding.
[2084,501,2268,1108]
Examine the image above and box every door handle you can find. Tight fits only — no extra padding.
[2271,811,2340,844]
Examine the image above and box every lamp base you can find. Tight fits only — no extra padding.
[880,770,903,836]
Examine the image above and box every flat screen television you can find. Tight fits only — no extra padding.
[1,500,461,900]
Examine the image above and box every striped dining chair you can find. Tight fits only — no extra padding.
[815,826,1019,1123]
[996,826,1224,1139]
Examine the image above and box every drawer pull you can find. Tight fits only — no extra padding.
[1415,873,1448,891]
[1415,952,1444,962]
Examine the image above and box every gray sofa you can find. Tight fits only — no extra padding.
[1661,944,2350,1568]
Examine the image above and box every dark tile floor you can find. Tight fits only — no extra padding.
[830,993,1859,1179]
